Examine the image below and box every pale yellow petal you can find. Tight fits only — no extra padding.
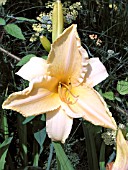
[63,85,117,130]
[112,129,128,170]
[84,58,109,87]
[61,101,84,118]
[47,24,89,85]
[16,57,48,81]
[46,107,73,143]
[2,76,60,117]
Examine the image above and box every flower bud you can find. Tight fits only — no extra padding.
[40,35,51,52]
[52,0,64,42]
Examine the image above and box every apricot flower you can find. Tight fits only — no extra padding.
[2,24,117,143]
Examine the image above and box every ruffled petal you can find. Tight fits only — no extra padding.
[112,129,128,170]
[84,58,109,87]
[2,76,60,117]
[47,24,89,85]
[16,57,48,81]
[63,85,117,130]
[46,107,73,143]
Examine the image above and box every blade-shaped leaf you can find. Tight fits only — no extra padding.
[82,120,100,170]
[22,116,35,124]
[16,54,36,66]
[46,144,54,170]
[0,137,13,170]
[15,17,37,22]
[53,142,74,170]
[34,128,46,155]
[4,23,25,40]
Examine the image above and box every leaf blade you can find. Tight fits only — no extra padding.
[0,18,6,25]
[16,54,36,66]
[53,142,74,170]
[4,23,25,40]
[0,137,13,170]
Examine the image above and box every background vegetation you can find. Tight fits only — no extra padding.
[0,0,128,170]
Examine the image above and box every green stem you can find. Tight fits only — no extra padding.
[17,114,28,166]
[33,139,39,167]
[99,141,106,170]
[1,111,9,139]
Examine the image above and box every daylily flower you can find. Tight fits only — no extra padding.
[106,129,128,170]
[2,24,117,143]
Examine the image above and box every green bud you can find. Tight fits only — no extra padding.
[52,0,64,42]
[40,35,51,52]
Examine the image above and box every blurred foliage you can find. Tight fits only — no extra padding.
[0,0,128,169]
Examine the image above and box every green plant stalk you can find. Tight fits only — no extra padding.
[82,122,99,170]
[33,139,39,167]
[1,111,9,139]
[99,141,106,170]
[52,0,64,42]
[17,114,28,166]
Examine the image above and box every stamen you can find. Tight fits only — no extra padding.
[61,83,78,98]
[58,82,79,105]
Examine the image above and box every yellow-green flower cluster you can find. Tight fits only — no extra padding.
[102,129,116,146]
[30,12,52,42]
[63,1,82,24]
[102,123,127,146]
[30,1,82,42]
[0,0,7,5]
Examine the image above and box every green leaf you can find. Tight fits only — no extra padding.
[41,114,46,121]
[83,120,102,134]
[103,91,115,100]
[82,121,100,170]
[15,17,37,22]
[0,137,13,170]
[0,18,6,25]
[53,142,74,170]
[22,116,35,124]
[16,54,36,66]
[42,56,48,60]
[34,128,46,155]
[4,23,25,40]
[17,114,28,166]
[117,80,128,95]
